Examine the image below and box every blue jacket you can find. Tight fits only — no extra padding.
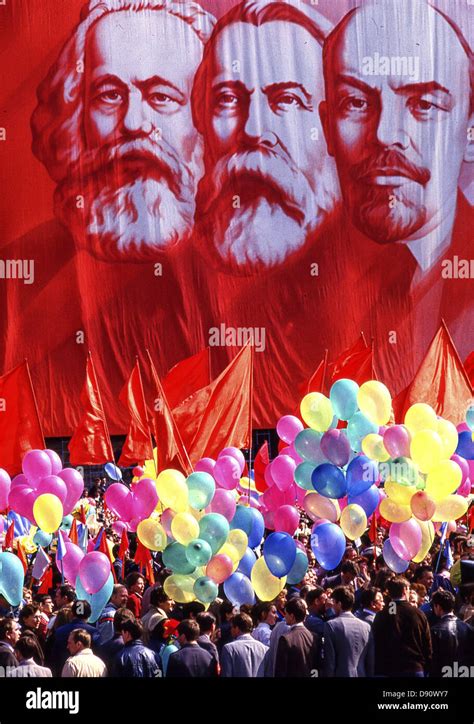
[51,619,101,674]
[113,640,161,678]
[166,643,217,678]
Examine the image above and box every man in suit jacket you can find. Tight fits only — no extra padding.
[275,597,321,677]
[323,586,374,677]
[196,612,219,669]
[167,619,218,678]
[0,618,21,670]
[355,587,385,626]
[430,590,474,677]
[10,635,52,677]
[221,613,268,677]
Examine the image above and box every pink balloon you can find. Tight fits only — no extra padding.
[8,485,36,521]
[195,458,216,476]
[270,455,296,492]
[285,443,303,464]
[37,475,68,505]
[274,505,300,535]
[10,474,28,491]
[451,454,469,485]
[276,415,304,444]
[383,425,411,458]
[457,477,471,497]
[213,455,241,490]
[59,468,85,515]
[105,483,133,521]
[264,464,276,487]
[44,449,63,476]
[22,449,52,483]
[160,508,175,536]
[263,509,275,530]
[295,485,306,507]
[112,521,128,536]
[262,483,295,511]
[457,422,470,433]
[78,551,110,594]
[132,478,158,519]
[60,541,85,584]
[206,488,237,521]
[218,447,245,475]
[0,469,11,511]
[206,554,233,584]
[390,520,422,561]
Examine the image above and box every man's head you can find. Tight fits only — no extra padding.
[320,0,474,245]
[110,584,128,609]
[331,586,355,615]
[192,0,338,272]
[359,586,384,613]
[15,635,40,663]
[432,589,456,618]
[340,561,359,585]
[150,587,174,613]
[55,585,76,609]
[0,618,21,645]
[306,586,327,615]
[414,565,434,592]
[230,612,253,637]
[285,596,307,625]
[126,572,145,595]
[32,0,215,261]
[34,594,54,617]
[19,605,42,631]
[119,618,144,644]
[113,607,136,635]
[386,576,410,601]
[177,618,200,645]
[196,611,216,636]
[182,601,206,620]
[254,602,277,626]
[72,600,92,621]
[67,628,92,656]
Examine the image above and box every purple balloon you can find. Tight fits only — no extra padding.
[195,458,216,476]
[271,455,296,492]
[383,425,411,458]
[348,485,380,517]
[206,488,237,521]
[218,447,245,475]
[22,449,52,484]
[44,449,63,476]
[276,415,304,444]
[131,478,158,520]
[0,469,11,511]
[213,455,241,490]
[383,539,409,574]
[78,551,110,594]
[36,475,68,505]
[59,468,85,516]
[390,520,422,561]
[60,541,85,584]
[320,429,351,467]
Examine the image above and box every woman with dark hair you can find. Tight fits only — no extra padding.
[18,605,45,665]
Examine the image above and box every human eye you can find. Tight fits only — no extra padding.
[339,94,371,115]
[272,92,309,113]
[215,91,240,109]
[407,96,447,120]
[148,89,181,111]
[94,86,126,106]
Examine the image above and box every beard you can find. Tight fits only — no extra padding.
[343,149,431,243]
[54,135,202,262]
[195,146,338,273]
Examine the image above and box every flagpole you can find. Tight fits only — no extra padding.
[321,348,329,396]
[24,358,46,449]
[135,356,156,476]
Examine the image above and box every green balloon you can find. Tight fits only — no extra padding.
[186,472,216,510]
[387,457,419,486]
[193,576,218,604]
[162,541,196,574]
[185,538,213,567]
[294,462,316,490]
[199,513,229,555]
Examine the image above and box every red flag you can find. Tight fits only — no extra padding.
[299,351,328,397]
[468,506,474,534]
[464,351,474,389]
[38,566,53,594]
[163,349,211,409]
[4,521,15,549]
[134,538,154,582]
[69,518,78,546]
[173,345,253,465]
[118,528,129,558]
[392,322,473,424]
[79,505,87,525]
[253,441,270,493]
[118,360,154,467]
[330,334,374,385]
[16,541,28,574]
[0,361,45,475]
[69,352,114,465]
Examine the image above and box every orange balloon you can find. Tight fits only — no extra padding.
[410,491,436,522]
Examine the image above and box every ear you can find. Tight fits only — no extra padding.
[463,113,474,163]
[319,100,335,157]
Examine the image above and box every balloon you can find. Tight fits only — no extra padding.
[206,554,233,584]
[384,480,417,506]
[33,494,63,533]
[104,462,122,481]
[60,515,73,532]
[383,540,409,573]
[340,504,367,540]
[105,483,133,520]
[219,447,246,475]
[436,419,459,459]
[78,551,110,594]
[467,405,474,431]
[294,462,316,490]
[195,458,216,476]
[230,506,264,548]
[237,547,257,578]
[277,415,304,444]
[0,469,12,511]
[300,393,334,432]
[329,378,359,421]
[0,551,25,605]
[424,460,462,501]
[58,468,85,515]
[362,434,390,462]
[163,541,196,574]
[219,543,240,567]
[320,429,351,467]
[286,548,309,585]
[193,576,218,604]
[270,455,296,492]
[294,429,326,465]
[457,476,471,497]
[155,469,188,512]
[132,466,144,478]
[132,478,159,519]
[384,457,419,487]
[412,520,435,563]
[303,492,340,523]
[137,518,167,551]
[213,455,241,490]
[347,412,378,452]
[160,508,175,537]
[348,485,380,517]
[390,519,422,560]
[251,556,286,601]
[227,529,248,558]
[379,497,412,523]
[274,505,300,535]
[432,495,468,522]
[311,463,347,499]
[75,572,114,623]
[410,431,443,473]
[164,574,196,604]
[37,475,68,505]
[186,472,216,510]
[455,431,474,460]
[199,513,230,555]
[22,449,52,482]
[206,488,236,521]
[61,541,85,584]
[383,425,411,459]
[310,522,346,570]
[404,403,438,435]
[186,539,213,567]
[7,485,36,522]
[224,572,255,607]
[171,512,200,546]
[357,381,392,425]
[346,456,377,496]
[263,532,297,577]
[33,529,53,548]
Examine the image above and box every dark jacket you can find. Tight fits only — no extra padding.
[0,642,17,669]
[197,634,219,667]
[167,643,218,678]
[372,601,432,675]
[19,627,45,666]
[113,639,160,678]
[50,619,100,675]
[98,633,125,673]
[430,614,474,677]
[275,624,321,678]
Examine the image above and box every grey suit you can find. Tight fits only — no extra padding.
[221,634,268,677]
[9,659,52,677]
[323,612,374,677]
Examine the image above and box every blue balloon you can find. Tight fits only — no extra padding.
[104,462,122,481]
[237,547,257,578]
[33,529,53,548]
[286,548,309,585]
[60,515,73,532]
[0,552,25,606]
[294,462,316,490]
[346,455,378,496]
[310,522,346,570]
[456,431,474,460]
[348,484,380,517]
[230,506,264,548]
[329,379,359,421]
[383,540,409,574]
[263,532,297,577]
[75,572,114,623]
[347,412,378,452]
[311,463,347,499]
[223,572,255,607]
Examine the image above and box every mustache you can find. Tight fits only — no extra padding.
[350,149,431,186]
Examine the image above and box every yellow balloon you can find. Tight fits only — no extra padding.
[171,512,200,545]
[133,448,158,483]
[410,430,442,473]
[384,479,417,506]
[155,469,189,512]
[412,520,435,563]
[219,542,240,566]
[404,403,438,435]
[136,518,167,551]
[164,574,196,603]
[251,556,286,601]
[432,495,468,522]
[425,460,462,501]
[357,381,392,426]
[227,529,248,558]
[300,393,334,432]
[361,433,390,462]
[340,504,367,540]
[379,497,412,523]
[33,494,63,534]
[19,535,37,555]
[239,477,257,494]
[436,419,459,459]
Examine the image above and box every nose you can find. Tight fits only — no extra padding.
[376,98,410,149]
[122,91,153,137]
[242,95,278,148]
